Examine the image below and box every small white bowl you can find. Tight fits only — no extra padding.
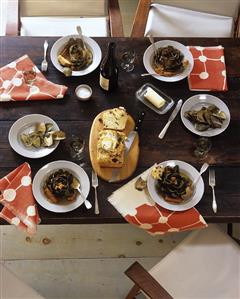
[75,84,92,101]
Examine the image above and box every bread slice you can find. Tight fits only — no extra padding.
[97,130,126,168]
[102,107,128,131]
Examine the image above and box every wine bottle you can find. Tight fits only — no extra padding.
[99,42,118,92]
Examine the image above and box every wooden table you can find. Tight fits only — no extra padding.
[0,37,240,225]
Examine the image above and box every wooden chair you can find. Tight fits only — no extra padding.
[1,262,45,298]
[5,0,124,37]
[131,0,240,38]
[125,224,240,299]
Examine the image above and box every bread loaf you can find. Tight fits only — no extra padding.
[102,107,128,131]
[97,130,126,168]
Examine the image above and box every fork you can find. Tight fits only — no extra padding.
[41,40,48,72]
[92,170,99,215]
[209,168,217,213]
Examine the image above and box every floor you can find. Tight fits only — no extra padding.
[0,223,189,299]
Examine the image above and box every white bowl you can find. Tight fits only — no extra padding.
[147,160,204,211]
[33,160,90,213]
[181,94,230,137]
[50,35,102,76]
[143,40,194,82]
[8,114,60,159]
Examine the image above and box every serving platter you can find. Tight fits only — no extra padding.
[147,160,204,211]
[181,94,230,137]
[32,160,90,213]
[8,114,60,159]
[89,110,139,182]
[143,40,194,82]
[50,34,102,76]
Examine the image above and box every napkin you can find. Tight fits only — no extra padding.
[0,55,68,101]
[188,46,228,91]
[108,167,207,235]
[0,163,40,234]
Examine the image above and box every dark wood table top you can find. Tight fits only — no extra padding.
[0,37,240,224]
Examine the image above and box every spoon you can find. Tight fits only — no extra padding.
[193,163,209,186]
[76,25,87,50]
[72,177,92,209]
[148,34,157,54]
[141,72,159,77]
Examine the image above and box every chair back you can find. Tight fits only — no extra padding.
[20,0,106,17]
[145,3,235,37]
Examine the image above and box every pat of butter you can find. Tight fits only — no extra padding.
[144,87,166,109]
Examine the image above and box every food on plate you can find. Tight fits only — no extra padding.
[102,107,128,131]
[184,104,226,131]
[144,87,166,109]
[97,129,126,168]
[58,38,93,72]
[152,46,188,77]
[43,169,78,204]
[20,122,66,148]
[151,165,193,204]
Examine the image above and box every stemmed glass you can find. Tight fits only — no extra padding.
[120,50,136,72]
[22,67,37,86]
[67,135,85,167]
[194,137,212,159]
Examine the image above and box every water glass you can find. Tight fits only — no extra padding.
[68,135,85,163]
[120,50,136,72]
[194,137,212,159]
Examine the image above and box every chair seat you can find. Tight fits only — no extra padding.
[1,262,44,298]
[145,4,234,37]
[149,225,240,298]
[20,16,109,36]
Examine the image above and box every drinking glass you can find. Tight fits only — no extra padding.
[22,68,37,86]
[67,135,85,165]
[120,50,136,72]
[194,137,212,159]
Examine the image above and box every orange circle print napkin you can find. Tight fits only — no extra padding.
[108,167,207,235]
[0,163,40,235]
[188,46,228,91]
[0,55,68,101]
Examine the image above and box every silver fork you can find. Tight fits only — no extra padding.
[92,170,99,215]
[41,40,48,72]
[209,168,217,213]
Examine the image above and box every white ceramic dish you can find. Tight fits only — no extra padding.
[147,160,204,211]
[8,114,60,159]
[143,40,194,82]
[50,34,102,76]
[32,160,90,213]
[181,94,230,137]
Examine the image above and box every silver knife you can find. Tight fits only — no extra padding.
[109,111,145,183]
[158,99,183,139]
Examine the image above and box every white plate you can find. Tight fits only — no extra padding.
[147,160,204,211]
[32,160,90,213]
[143,40,194,82]
[8,114,60,159]
[50,34,102,76]
[181,94,230,137]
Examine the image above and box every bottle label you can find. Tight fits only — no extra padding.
[100,74,109,91]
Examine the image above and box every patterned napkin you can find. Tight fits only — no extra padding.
[0,55,68,101]
[108,167,207,235]
[188,46,227,91]
[0,163,40,234]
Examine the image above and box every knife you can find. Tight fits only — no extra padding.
[109,111,145,183]
[158,99,183,139]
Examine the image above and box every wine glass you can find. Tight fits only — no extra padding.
[194,137,212,159]
[67,135,85,166]
[22,67,37,86]
[120,50,136,72]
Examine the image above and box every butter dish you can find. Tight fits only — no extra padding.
[136,83,174,114]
